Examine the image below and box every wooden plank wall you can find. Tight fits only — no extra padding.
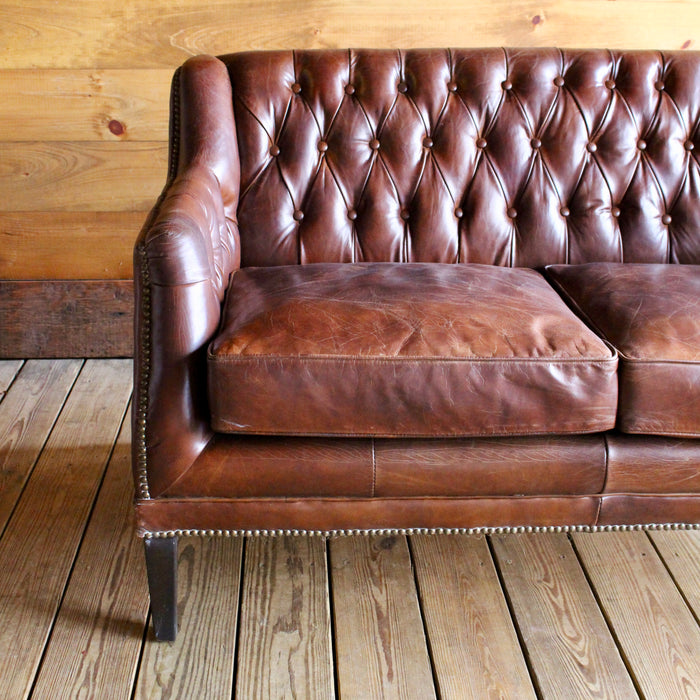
[0,0,698,357]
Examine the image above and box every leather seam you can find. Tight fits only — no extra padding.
[209,425,616,439]
[208,354,618,364]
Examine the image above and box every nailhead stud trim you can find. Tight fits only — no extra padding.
[141,523,700,539]
[135,67,184,501]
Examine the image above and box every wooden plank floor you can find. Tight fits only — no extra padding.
[0,359,698,699]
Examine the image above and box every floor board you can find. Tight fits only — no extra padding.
[411,533,536,699]
[330,535,436,699]
[0,359,23,398]
[0,359,131,699]
[573,531,700,699]
[0,360,697,698]
[0,360,81,535]
[492,533,637,699]
[134,537,243,699]
[236,536,333,699]
[31,409,148,700]
[650,530,700,622]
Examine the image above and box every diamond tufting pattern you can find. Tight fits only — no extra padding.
[223,48,700,267]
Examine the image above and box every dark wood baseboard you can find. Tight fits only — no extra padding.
[0,280,133,358]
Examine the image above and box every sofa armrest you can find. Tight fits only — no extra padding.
[133,55,241,499]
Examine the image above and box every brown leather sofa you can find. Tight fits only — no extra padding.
[133,48,700,640]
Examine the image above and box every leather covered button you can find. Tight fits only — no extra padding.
[347,209,358,221]
[423,136,434,148]
[531,137,542,149]
[554,76,565,87]
[369,138,380,151]
[400,208,410,221]
[293,210,304,222]
[655,80,665,91]
[587,142,597,153]
[560,206,570,217]
[507,207,517,219]
[345,84,355,95]
[291,82,302,94]
[662,213,672,225]
[611,206,621,218]
[502,79,513,91]
[318,141,328,153]
[269,144,280,157]
[638,139,647,151]
[476,137,487,149]
[454,207,463,219]
[605,78,616,90]
[398,81,408,93]
[447,80,458,92]
[685,140,695,151]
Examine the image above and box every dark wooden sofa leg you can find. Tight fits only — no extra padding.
[144,536,179,641]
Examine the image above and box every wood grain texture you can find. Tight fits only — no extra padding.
[492,533,638,700]
[0,359,131,700]
[0,360,81,534]
[650,530,700,621]
[31,409,150,700]
[0,361,698,696]
[573,531,700,700]
[411,534,536,700]
[236,536,333,699]
[0,280,133,358]
[0,141,166,212]
[134,537,243,700]
[0,0,697,69]
[0,69,170,142]
[0,359,23,397]
[0,212,143,279]
[330,535,436,699]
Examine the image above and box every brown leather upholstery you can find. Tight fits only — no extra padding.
[209,262,617,437]
[160,434,608,499]
[547,263,700,437]
[134,49,700,535]
[226,49,700,268]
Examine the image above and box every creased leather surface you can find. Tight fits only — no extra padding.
[548,263,700,436]
[209,262,617,436]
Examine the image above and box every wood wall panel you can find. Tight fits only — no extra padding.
[0,212,142,279]
[0,70,171,142]
[0,0,698,355]
[0,281,133,358]
[0,142,166,212]
[0,1,697,70]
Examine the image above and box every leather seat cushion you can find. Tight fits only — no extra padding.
[208,262,618,437]
[547,263,700,437]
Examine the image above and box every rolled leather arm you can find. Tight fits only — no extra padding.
[133,55,240,499]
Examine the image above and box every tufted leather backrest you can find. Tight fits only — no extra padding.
[222,48,700,267]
